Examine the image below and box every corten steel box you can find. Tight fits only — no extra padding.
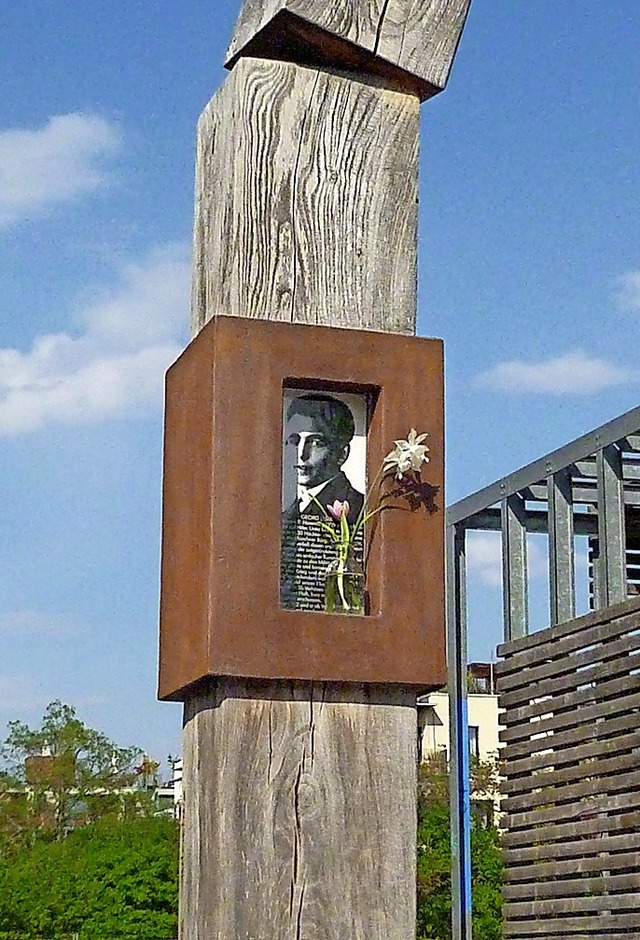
[158,315,445,700]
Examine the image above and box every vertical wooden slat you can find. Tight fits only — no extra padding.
[596,445,626,607]
[501,494,529,641]
[547,469,575,625]
[446,523,472,940]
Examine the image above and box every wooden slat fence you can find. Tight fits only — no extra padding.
[496,596,640,938]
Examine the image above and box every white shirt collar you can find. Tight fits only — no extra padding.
[298,475,339,512]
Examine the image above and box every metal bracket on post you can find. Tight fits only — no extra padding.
[446,522,472,940]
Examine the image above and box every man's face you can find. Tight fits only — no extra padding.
[285,412,346,488]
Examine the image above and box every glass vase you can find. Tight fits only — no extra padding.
[324,549,365,615]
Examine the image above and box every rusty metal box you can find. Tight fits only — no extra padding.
[158,315,445,699]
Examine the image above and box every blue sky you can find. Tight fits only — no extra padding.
[1,1,639,763]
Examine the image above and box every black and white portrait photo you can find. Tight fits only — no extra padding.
[280,390,368,610]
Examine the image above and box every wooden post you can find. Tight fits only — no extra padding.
[176,2,470,937]
[181,681,417,939]
[190,55,420,338]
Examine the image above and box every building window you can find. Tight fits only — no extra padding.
[468,725,479,760]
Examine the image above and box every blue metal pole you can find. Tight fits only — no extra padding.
[446,523,472,940]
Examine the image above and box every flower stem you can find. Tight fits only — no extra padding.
[352,461,390,537]
[336,551,349,611]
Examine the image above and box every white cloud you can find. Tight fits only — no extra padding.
[0,243,190,435]
[477,349,633,395]
[467,531,547,587]
[467,532,503,587]
[0,113,121,226]
[0,609,75,637]
[615,271,640,313]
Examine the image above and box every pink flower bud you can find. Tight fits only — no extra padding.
[327,499,350,520]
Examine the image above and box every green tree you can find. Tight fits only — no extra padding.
[0,701,150,849]
[0,815,179,939]
[416,755,503,940]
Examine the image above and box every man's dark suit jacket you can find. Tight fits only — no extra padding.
[283,471,364,523]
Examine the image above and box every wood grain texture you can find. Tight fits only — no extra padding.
[376,0,471,91]
[191,56,418,338]
[227,0,380,57]
[225,0,471,96]
[181,679,417,940]
[497,600,640,938]
[180,44,422,940]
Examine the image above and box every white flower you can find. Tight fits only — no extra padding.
[383,428,430,479]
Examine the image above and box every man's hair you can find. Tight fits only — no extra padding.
[286,394,355,450]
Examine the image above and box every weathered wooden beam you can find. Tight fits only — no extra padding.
[181,679,417,940]
[191,56,419,338]
[225,0,472,101]
[182,43,428,940]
